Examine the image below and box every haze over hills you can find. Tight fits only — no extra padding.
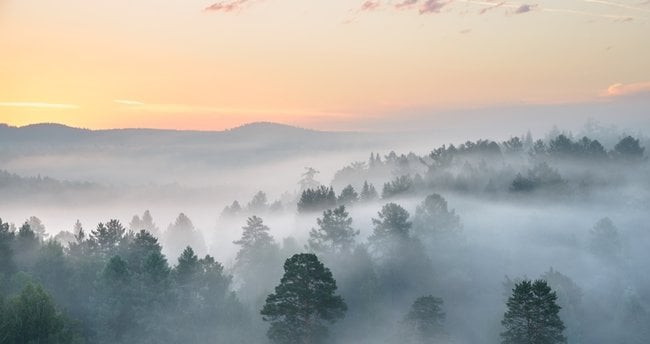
[0,121,395,184]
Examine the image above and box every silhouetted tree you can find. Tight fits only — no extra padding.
[261,253,346,344]
[129,210,159,236]
[221,200,242,217]
[337,184,359,205]
[233,216,277,269]
[14,222,40,270]
[90,219,126,257]
[501,279,566,344]
[588,217,621,259]
[248,191,269,213]
[163,213,206,260]
[413,193,462,242]
[299,167,321,192]
[308,206,359,255]
[613,135,645,161]
[382,175,413,199]
[369,203,412,253]
[0,218,16,284]
[298,186,337,213]
[359,181,378,201]
[403,295,446,343]
[26,216,47,241]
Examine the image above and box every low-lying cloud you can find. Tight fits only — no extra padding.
[605,81,650,97]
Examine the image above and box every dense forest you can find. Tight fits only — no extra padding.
[1,129,648,343]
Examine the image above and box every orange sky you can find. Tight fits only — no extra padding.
[1,0,649,130]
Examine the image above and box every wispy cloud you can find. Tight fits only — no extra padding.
[478,1,505,14]
[205,0,250,12]
[114,99,145,106]
[605,81,650,96]
[360,1,382,11]
[514,3,536,14]
[419,0,451,13]
[395,0,420,9]
[0,102,79,109]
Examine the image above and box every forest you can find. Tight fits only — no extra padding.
[1,128,648,344]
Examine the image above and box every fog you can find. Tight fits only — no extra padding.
[1,119,649,343]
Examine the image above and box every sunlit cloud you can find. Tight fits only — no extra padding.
[205,0,250,12]
[605,81,650,96]
[0,102,79,109]
[478,1,505,14]
[395,0,419,9]
[114,99,145,106]
[360,1,382,11]
[419,0,451,14]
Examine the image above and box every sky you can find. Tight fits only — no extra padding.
[1,0,649,131]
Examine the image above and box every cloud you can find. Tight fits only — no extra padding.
[478,1,505,14]
[514,4,535,14]
[205,0,249,12]
[361,1,381,11]
[114,99,145,106]
[395,0,419,9]
[605,81,650,96]
[0,102,79,109]
[419,0,450,13]
[459,28,472,34]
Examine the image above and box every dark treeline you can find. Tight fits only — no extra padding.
[1,128,649,343]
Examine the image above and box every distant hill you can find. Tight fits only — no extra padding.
[0,122,395,188]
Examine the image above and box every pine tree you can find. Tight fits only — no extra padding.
[501,279,566,344]
[233,216,277,269]
[359,181,378,202]
[261,253,346,344]
[337,184,359,205]
[404,295,446,343]
[308,206,359,255]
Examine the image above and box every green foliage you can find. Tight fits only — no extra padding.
[308,206,359,255]
[174,247,199,285]
[90,220,126,257]
[369,203,412,251]
[501,279,566,344]
[0,282,79,344]
[14,222,40,271]
[261,253,346,344]
[232,216,280,304]
[0,219,16,280]
[233,216,276,267]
